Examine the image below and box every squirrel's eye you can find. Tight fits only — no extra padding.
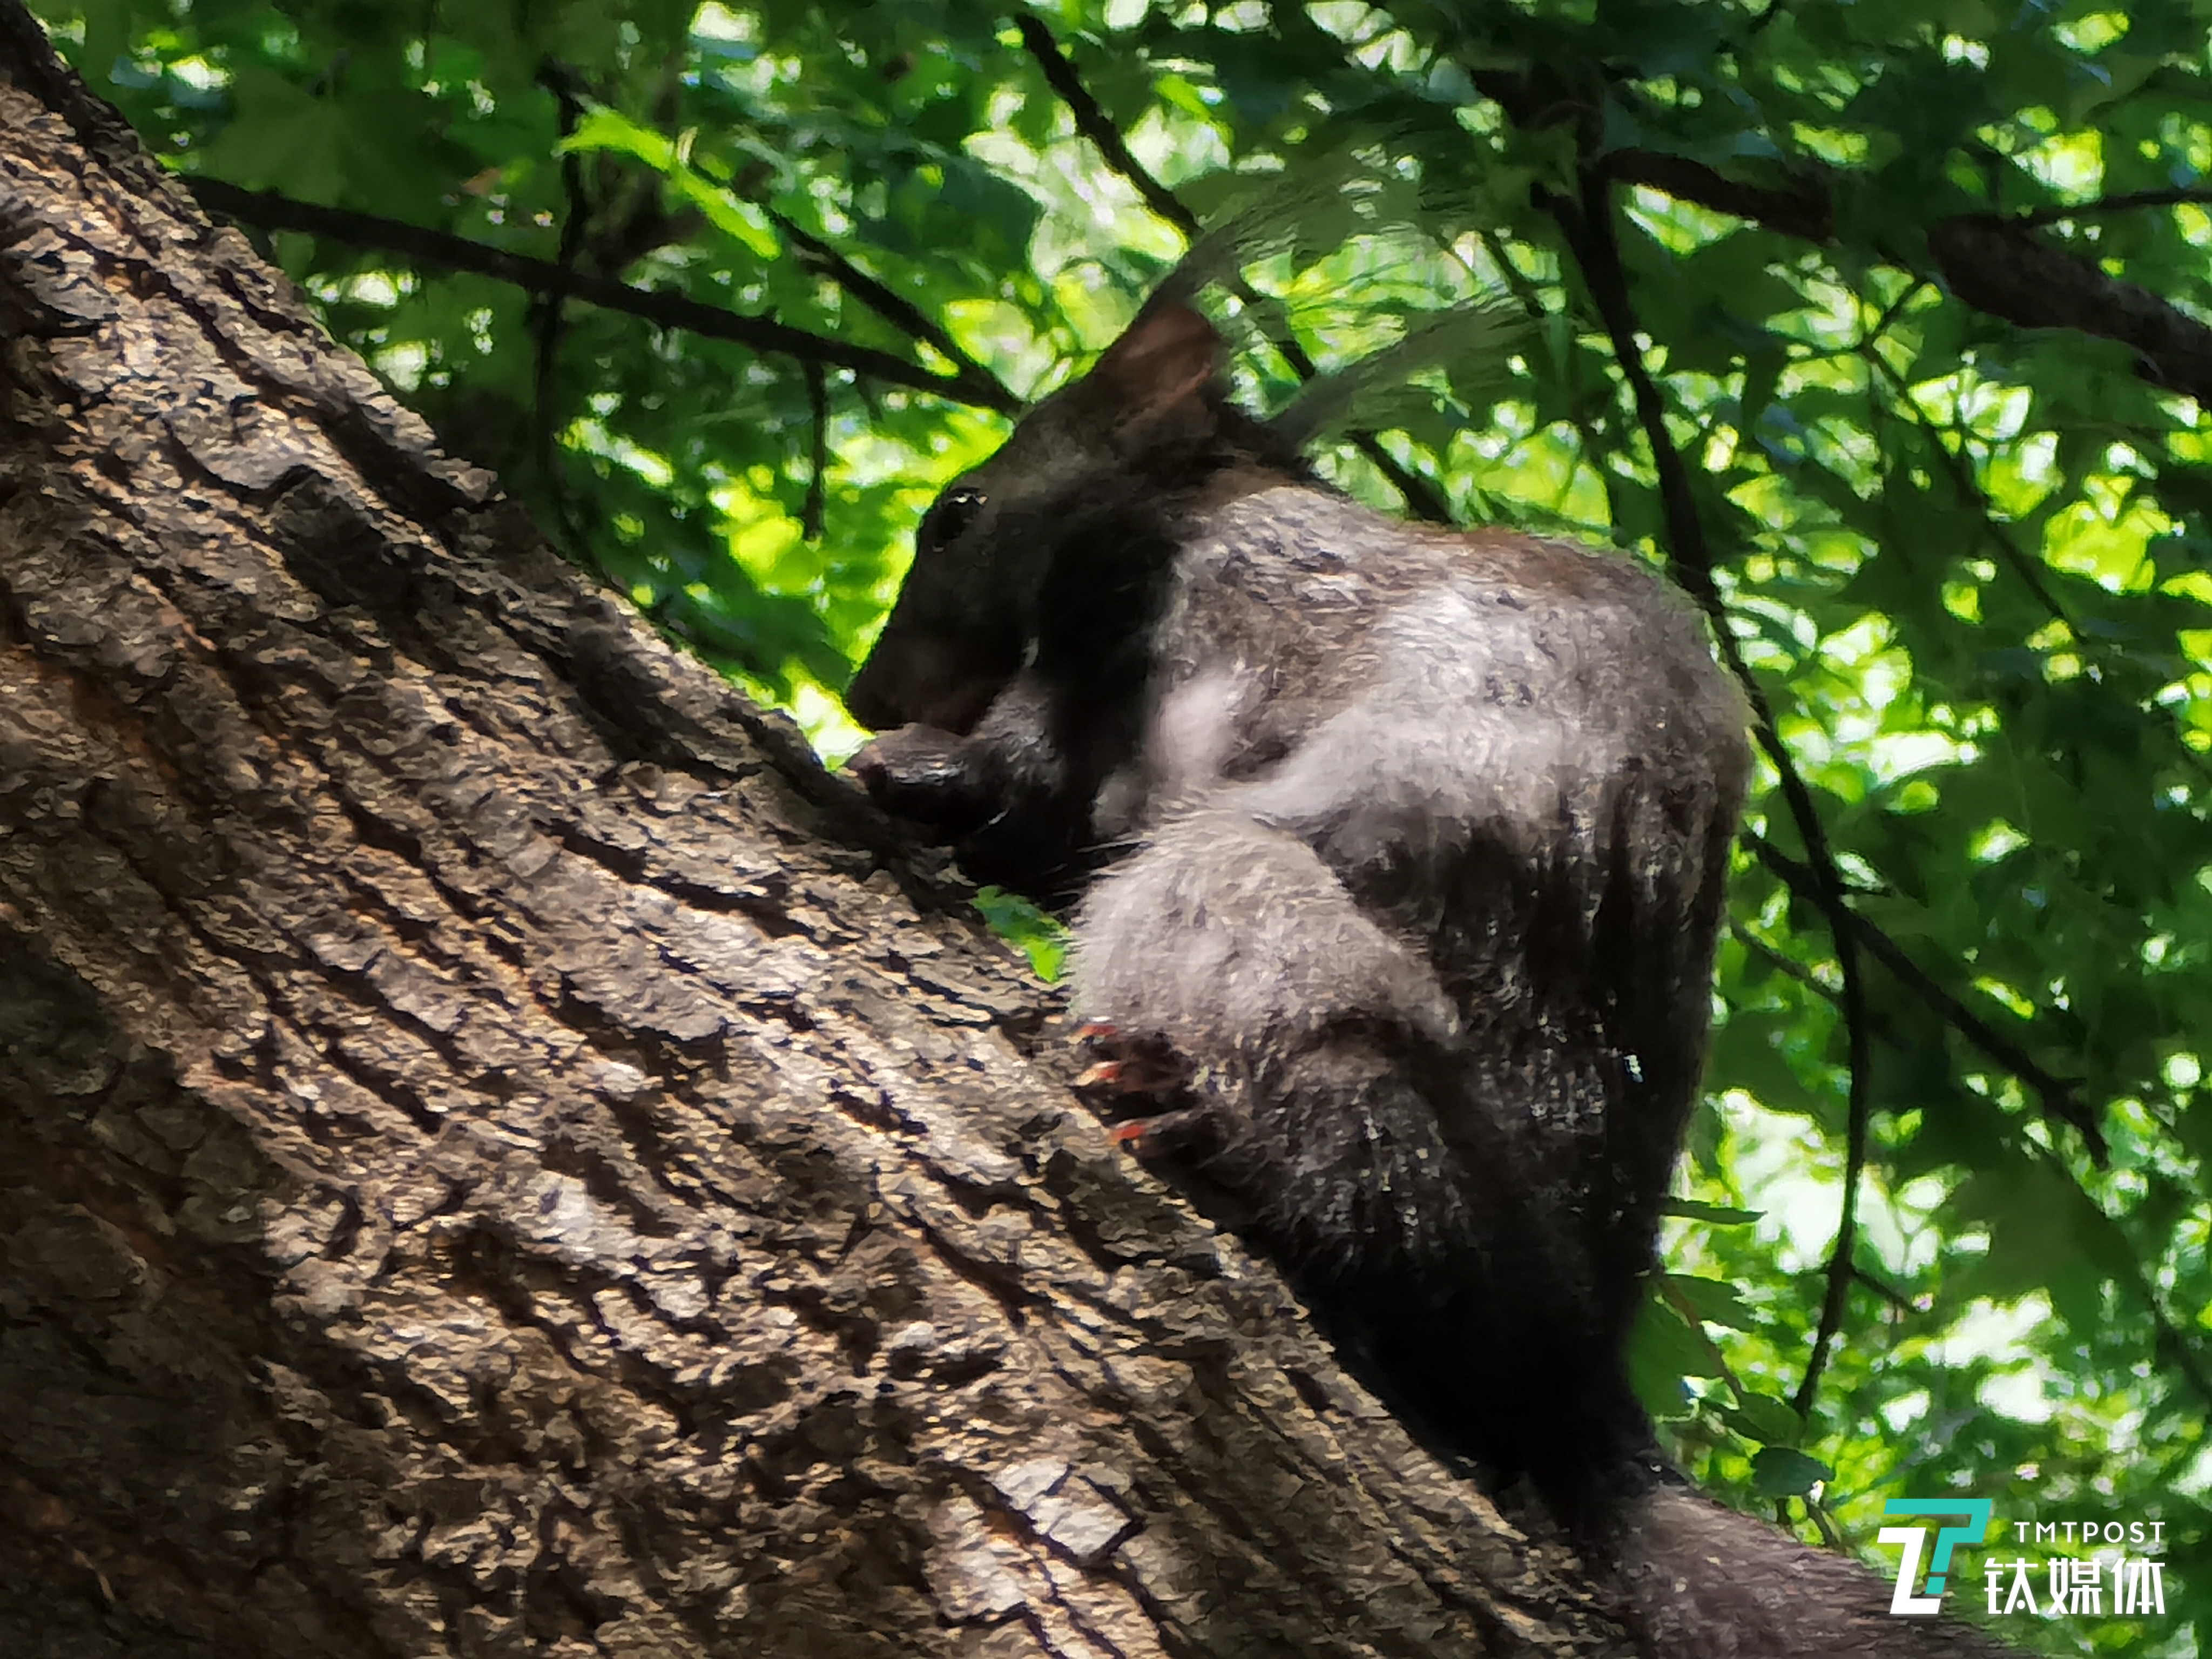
[920,487,986,553]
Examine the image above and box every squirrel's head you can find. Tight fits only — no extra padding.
[846,303,1293,734]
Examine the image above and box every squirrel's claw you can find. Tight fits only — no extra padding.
[1073,1030,1188,1096]
[1104,1103,1216,1155]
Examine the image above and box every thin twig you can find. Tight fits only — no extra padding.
[1659,1277,1757,1401]
[185,177,1019,414]
[1471,228,1627,533]
[1861,275,1931,347]
[2011,186,2212,228]
[1014,14,1193,239]
[1857,349,2074,627]
[1852,1265,1914,1315]
[531,63,591,556]
[1012,14,1456,524]
[1793,947,1870,1418]
[1730,922,1838,1004]
[2141,1263,2212,1413]
[1729,915,2101,1185]
[767,206,1013,406]
[802,359,829,542]
[1746,833,2103,1158]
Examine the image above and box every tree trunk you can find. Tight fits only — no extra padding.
[0,23,1625,1657]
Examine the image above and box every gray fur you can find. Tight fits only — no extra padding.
[847,301,1752,1425]
[1068,478,1751,1399]
[846,299,2022,1656]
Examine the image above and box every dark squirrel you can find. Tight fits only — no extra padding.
[847,299,2019,1657]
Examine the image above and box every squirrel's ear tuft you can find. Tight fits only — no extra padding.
[1089,302,1224,421]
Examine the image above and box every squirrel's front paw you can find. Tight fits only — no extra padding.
[1073,1022,1224,1156]
[1073,1021,1188,1092]
[848,724,992,835]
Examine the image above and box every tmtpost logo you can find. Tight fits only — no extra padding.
[1878,1498,1995,1616]
[1878,1499,2172,1626]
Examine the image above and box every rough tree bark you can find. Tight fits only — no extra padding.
[0,23,1644,1659]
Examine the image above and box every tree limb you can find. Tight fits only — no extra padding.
[1418,33,2212,406]
[0,12,1643,1654]
[1595,148,2212,405]
[766,205,1014,406]
[1925,213,2212,403]
[2011,185,2212,226]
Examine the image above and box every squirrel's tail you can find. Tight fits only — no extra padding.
[1343,1299,2025,1656]
[1593,1473,2025,1658]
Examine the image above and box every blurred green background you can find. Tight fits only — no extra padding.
[26,0,2212,1649]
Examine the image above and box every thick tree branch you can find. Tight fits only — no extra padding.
[1925,213,2212,403]
[0,12,1656,1655]
[1595,147,2212,405]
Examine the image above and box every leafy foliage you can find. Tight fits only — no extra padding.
[30,0,2212,1650]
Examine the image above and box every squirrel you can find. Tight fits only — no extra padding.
[846,298,2020,1657]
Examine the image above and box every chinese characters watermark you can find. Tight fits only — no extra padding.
[1878,1500,2170,1629]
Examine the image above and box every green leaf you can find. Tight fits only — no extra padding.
[562,107,780,259]
[1668,1273,1758,1331]
[1724,1391,1811,1448]
[1665,1199,1765,1226]
[1749,1446,1834,1499]
[971,888,1065,981]
[1629,1294,1722,1422]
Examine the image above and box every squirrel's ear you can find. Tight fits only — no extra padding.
[1089,302,1223,420]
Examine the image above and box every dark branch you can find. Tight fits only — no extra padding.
[767,206,1015,408]
[1851,1265,1914,1316]
[1545,145,2113,1170]
[1795,933,1870,1421]
[802,359,829,542]
[1014,14,1198,241]
[1601,147,1835,241]
[2011,186,2212,227]
[2145,1274,2212,1414]
[185,177,1020,415]
[1746,834,2106,1161]
[1858,350,2074,627]
[1927,214,2212,406]
[1729,922,1837,1004]
[529,64,590,556]
[1546,166,1874,1415]
[1474,227,1628,532]
[1591,147,2212,407]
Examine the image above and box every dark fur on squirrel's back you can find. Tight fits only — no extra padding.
[847,302,2020,1657]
